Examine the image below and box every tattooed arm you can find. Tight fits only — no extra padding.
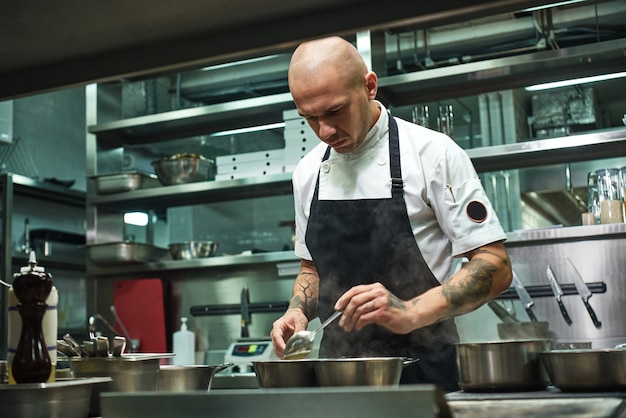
[270,259,320,357]
[335,241,512,334]
[288,259,320,320]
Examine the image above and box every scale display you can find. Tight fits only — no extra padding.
[229,342,270,357]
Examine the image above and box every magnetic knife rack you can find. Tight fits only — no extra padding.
[495,281,606,299]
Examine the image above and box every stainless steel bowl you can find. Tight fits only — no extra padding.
[456,340,551,392]
[69,354,167,416]
[313,357,404,387]
[151,153,215,185]
[0,377,111,418]
[540,349,626,391]
[252,360,319,388]
[169,241,219,260]
[157,363,232,392]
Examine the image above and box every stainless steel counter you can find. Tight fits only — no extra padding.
[446,388,626,418]
[99,385,626,418]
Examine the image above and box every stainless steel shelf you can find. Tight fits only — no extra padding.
[89,93,295,147]
[505,222,626,245]
[87,129,626,211]
[467,128,626,172]
[87,172,293,210]
[87,250,298,277]
[3,173,85,207]
[377,38,626,105]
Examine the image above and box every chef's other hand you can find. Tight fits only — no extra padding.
[270,309,309,358]
[335,282,414,334]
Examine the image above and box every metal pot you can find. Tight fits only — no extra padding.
[151,153,215,185]
[169,241,219,260]
[252,360,319,388]
[313,357,409,387]
[69,354,168,416]
[540,349,626,391]
[157,363,232,392]
[456,340,551,392]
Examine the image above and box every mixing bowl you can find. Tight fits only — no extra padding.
[456,339,551,392]
[151,153,215,185]
[313,357,405,387]
[540,348,626,391]
[157,363,232,392]
[252,359,319,388]
[69,354,168,416]
[169,241,219,260]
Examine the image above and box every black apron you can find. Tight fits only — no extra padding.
[305,115,460,392]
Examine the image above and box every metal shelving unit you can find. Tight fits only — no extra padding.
[0,173,86,358]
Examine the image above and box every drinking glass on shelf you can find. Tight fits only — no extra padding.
[596,168,623,224]
[437,104,453,137]
[412,105,430,128]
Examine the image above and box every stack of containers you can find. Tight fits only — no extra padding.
[214,110,318,181]
[215,149,285,181]
[283,109,317,173]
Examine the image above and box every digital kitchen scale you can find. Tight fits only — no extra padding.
[224,338,277,373]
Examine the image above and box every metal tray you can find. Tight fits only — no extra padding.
[90,171,160,194]
[0,377,111,418]
[87,241,170,265]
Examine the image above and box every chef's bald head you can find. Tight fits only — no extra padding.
[288,36,368,91]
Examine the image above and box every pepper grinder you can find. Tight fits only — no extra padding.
[11,252,53,383]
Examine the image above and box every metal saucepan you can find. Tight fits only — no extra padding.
[456,339,551,392]
[157,363,232,392]
[540,348,626,391]
[313,357,418,387]
[252,359,319,388]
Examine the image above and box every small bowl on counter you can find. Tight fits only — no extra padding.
[151,153,215,186]
[169,241,219,260]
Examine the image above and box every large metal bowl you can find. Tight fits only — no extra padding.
[169,241,219,260]
[252,360,319,388]
[157,363,232,392]
[69,354,167,416]
[540,349,626,391]
[151,153,215,185]
[456,339,551,392]
[0,377,110,418]
[313,357,404,387]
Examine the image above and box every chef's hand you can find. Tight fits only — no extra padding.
[335,282,415,334]
[270,309,309,358]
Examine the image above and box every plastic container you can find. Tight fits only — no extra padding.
[172,317,195,365]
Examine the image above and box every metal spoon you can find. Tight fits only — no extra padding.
[284,310,342,360]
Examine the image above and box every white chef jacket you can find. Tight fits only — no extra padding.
[292,102,507,283]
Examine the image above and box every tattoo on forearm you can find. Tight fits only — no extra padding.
[473,248,511,268]
[289,271,319,318]
[388,292,406,310]
[442,258,496,311]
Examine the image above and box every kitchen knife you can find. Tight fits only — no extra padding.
[511,271,538,322]
[564,255,602,329]
[546,265,572,325]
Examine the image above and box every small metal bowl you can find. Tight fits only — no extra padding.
[151,153,215,185]
[169,241,219,260]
